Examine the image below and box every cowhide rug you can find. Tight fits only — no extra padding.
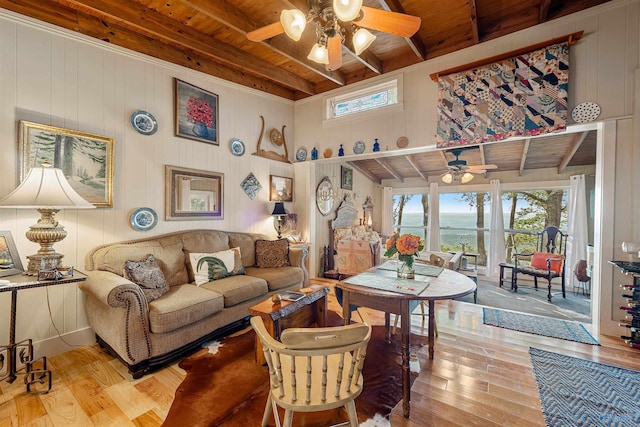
[163,313,427,427]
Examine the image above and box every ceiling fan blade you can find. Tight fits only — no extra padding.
[356,6,421,38]
[326,34,343,71]
[246,22,285,42]
[467,164,498,170]
[469,169,487,174]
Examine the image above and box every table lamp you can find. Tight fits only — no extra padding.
[271,202,287,239]
[0,162,95,275]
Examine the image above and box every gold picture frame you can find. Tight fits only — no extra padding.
[18,120,114,207]
[165,165,224,220]
[0,231,24,277]
[269,175,293,202]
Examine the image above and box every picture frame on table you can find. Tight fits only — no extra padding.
[174,78,219,145]
[341,166,353,190]
[18,120,114,207]
[269,175,293,202]
[0,231,24,277]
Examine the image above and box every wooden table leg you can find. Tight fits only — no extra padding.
[342,291,352,325]
[384,312,391,343]
[316,294,328,327]
[400,299,411,418]
[428,300,435,359]
[254,316,277,365]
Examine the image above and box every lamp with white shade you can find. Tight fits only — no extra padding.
[0,162,95,275]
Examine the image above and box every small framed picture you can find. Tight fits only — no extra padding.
[270,175,293,202]
[341,166,353,190]
[174,78,219,145]
[0,231,24,277]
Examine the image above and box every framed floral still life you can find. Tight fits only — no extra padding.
[269,175,293,202]
[0,231,24,277]
[341,166,353,190]
[18,120,114,207]
[174,78,219,145]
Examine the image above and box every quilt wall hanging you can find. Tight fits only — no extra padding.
[435,41,569,148]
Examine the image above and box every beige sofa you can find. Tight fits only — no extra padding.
[79,229,308,378]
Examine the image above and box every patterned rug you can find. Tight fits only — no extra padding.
[529,348,640,426]
[483,307,599,345]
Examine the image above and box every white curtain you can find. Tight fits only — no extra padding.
[488,179,506,278]
[427,182,441,251]
[566,174,589,282]
[381,186,393,237]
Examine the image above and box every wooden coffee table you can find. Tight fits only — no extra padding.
[248,285,329,365]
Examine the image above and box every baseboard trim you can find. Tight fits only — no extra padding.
[33,327,96,359]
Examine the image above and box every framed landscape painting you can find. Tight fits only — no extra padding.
[341,166,353,190]
[174,78,219,145]
[18,120,114,207]
[0,231,24,277]
[269,175,293,202]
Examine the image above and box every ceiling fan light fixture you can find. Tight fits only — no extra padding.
[461,172,474,183]
[441,173,453,184]
[333,0,362,22]
[308,42,329,64]
[352,27,376,55]
[280,9,306,41]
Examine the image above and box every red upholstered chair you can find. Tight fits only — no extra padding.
[513,226,567,302]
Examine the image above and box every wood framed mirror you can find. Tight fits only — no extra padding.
[165,165,224,220]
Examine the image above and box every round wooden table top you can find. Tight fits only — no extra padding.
[336,266,476,301]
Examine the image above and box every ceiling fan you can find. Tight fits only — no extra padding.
[246,0,421,71]
[442,148,498,184]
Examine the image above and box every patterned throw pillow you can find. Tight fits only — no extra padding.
[123,254,170,302]
[189,247,245,286]
[255,239,290,268]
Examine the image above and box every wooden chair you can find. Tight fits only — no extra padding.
[250,316,371,427]
[513,226,567,302]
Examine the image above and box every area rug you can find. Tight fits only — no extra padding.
[483,307,599,345]
[163,312,427,426]
[529,347,640,426]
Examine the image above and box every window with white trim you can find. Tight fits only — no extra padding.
[325,78,398,120]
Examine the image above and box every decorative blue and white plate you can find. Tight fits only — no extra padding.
[130,207,158,231]
[295,147,307,162]
[130,110,158,135]
[230,138,245,156]
[353,140,365,154]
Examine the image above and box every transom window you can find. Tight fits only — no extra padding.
[325,78,399,120]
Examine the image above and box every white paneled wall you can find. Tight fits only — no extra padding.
[0,11,295,354]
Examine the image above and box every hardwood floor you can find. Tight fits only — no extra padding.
[1,278,637,426]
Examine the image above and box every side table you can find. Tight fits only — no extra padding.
[457,252,478,303]
[0,271,89,393]
[499,263,516,291]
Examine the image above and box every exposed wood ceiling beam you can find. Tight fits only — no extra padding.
[468,0,480,44]
[50,0,315,95]
[519,139,531,176]
[558,131,588,173]
[439,150,449,168]
[348,161,381,184]
[539,0,552,22]
[406,155,428,181]
[375,0,426,59]
[182,0,346,87]
[376,158,403,182]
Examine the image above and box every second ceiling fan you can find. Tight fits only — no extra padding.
[246,0,421,71]
[442,148,498,184]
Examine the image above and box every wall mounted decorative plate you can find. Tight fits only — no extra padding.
[396,136,409,148]
[230,138,245,156]
[295,147,307,162]
[353,140,365,154]
[130,110,158,135]
[571,101,601,123]
[270,128,283,146]
[130,207,158,231]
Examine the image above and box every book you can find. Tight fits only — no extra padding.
[280,291,306,302]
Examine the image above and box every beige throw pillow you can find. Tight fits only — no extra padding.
[189,247,245,286]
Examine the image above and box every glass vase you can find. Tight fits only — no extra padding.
[397,260,415,279]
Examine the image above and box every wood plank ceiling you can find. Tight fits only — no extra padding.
[0,0,612,101]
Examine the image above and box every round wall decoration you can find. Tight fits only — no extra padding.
[571,102,601,123]
[295,147,307,162]
[130,207,158,231]
[270,128,283,146]
[130,110,158,135]
[230,138,245,156]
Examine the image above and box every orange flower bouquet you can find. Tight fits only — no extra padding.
[384,232,424,269]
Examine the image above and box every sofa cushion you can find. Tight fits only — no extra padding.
[92,237,188,286]
[148,284,224,334]
[200,274,268,307]
[245,266,303,291]
[530,251,564,274]
[255,239,290,268]
[228,232,267,267]
[123,254,170,302]
[187,247,245,285]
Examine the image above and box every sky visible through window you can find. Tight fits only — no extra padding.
[400,193,530,214]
